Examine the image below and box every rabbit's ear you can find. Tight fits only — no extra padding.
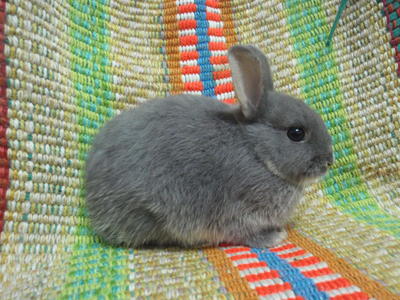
[228,45,274,120]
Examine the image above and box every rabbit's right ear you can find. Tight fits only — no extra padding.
[228,45,274,120]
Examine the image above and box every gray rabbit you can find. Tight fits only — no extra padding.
[85,45,333,248]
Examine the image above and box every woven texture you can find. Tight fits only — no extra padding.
[1,0,399,299]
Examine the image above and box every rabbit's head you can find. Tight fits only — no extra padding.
[228,45,333,185]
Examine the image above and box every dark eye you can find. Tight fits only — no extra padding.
[287,127,305,142]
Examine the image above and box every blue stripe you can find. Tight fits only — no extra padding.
[250,248,329,299]
[194,0,216,97]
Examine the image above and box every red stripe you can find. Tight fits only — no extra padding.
[222,98,236,104]
[278,249,307,259]
[270,243,297,252]
[213,70,231,80]
[208,27,223,36]
[245,270,280,282]
[0,0,8,234]
[255,282,292,296]
[178,19,197,30]
[209,41,227,51]
[209,55,228,64]
[330,292,369,300]
[230,253,257,261]
[178,3,197,13]
[206,12,221,21]
[236,262,267,270]
[179,35,198,46]
[184,81,203,91]
[182,65,200,74]
[316,278,352,291]
[181,51,199,61]
[290,256,321,268]
[205,0,219,8]
[223,247,251,254]
[215,82,233,94]
[301,267,334,278]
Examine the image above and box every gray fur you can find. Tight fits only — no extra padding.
[85,45,333,248]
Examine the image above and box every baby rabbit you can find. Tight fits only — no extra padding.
[86,45,333,248]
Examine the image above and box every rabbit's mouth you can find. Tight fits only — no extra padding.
[301,164,329,182]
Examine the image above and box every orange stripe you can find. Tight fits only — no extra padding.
[288,229,398,299]
[164,0,184,94]
[220,0,237,48]
[204,248,259,300]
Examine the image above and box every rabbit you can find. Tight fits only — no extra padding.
[85,45,333,248]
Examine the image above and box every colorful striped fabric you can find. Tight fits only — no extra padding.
[1,0,399,299]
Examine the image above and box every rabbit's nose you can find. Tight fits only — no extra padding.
[327,152,334,167]
[313,153,334,167]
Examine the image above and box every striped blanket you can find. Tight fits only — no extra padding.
[1,0,399,299]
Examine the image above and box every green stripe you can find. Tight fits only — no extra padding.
[284,0,400,237]
[62,1,129,298]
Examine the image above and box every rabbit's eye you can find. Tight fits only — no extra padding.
[287,127,305,142]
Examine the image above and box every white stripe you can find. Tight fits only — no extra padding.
[215,77,232,86]
[176,0,195,5]
[181,74,200,82]
[259,290,297,300]
[176,12,195,20]
[179,45,197,52]
[216,91,235,100]
[297,262,329,272]
[208,36,225,43]
[247,278,284,289]
[180,59,198,67]
[210,50,228,56]
[231,258,260,266]
[311,273,341,284]
[238,267,273,277]
[212,63,230,71]
[183,91,202,95]
[178,29,196,36]
[206,6,221,15]
[208,20,223,28]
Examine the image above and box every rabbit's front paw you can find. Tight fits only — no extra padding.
[244,228,287,248]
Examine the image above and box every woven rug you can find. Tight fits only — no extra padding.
[1,0,399,299]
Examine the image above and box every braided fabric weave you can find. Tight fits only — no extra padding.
[1,0,399,299]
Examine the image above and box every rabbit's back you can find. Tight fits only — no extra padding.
[85,95,249,246]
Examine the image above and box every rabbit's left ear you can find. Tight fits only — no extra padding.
[228,45,274,120]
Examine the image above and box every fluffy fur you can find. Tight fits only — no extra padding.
[85,45,333,248]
